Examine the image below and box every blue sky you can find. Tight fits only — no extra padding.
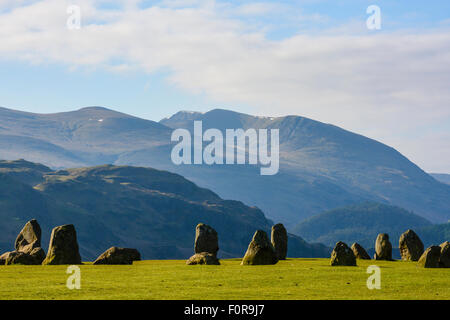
[0,0,449,172]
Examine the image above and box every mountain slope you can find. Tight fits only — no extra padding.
[0,160,329,260]
[430,173,450,185]
[291,202,434,249]
[2,106,450,227]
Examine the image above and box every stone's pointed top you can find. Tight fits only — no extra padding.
[15,219,42,254]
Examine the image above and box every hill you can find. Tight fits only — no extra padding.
[430,173,450,185]
[291,202,434,249]
[1,106,450,227]
[0,160,329,260]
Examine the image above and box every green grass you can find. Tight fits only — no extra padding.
[0,258,449,300]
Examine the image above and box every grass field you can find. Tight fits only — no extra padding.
[0,258,449,300]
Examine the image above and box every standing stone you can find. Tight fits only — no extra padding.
[439,241,450,268]
[418,246,441,268]
[374,233,393,260]
[1,220,46,265]
[331,242,357,266]
[93,247,141,265]
[271,224,288,260]
[42,224,82,265]
[241,230,278,265]
[351,242,371,260]
[399,229,424,261]
[186,252,220,265]
[194,223,219,257]
[15,219,42,254]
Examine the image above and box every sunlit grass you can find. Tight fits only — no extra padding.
[0,258,448,300]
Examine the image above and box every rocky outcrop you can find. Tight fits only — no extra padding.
[93,247,141,265]
[186,252,220,265]
[351,242,371,260]
[1,219,46,265]
[15,219,42,254]
[194,223,219,256]
[241,230,278,265]
[271,224,288,260]
[418,246,441,268]
[399,229,424,261]
[439,241,450,268]
[374,233,392,260]
[42,224,82,265]
[331,242,356,266]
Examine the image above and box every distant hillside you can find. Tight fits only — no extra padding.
[292,202,433,249]
[2,106,450,227]
[430,173,450,185]
[0,160,329,260]
[416,223,450,246]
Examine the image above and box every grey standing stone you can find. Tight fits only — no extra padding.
[331,242,357,266]
[42,224,82,265]
[399,229,424,261]
[351,242,371,260]
[374,233,393,261]
[241,230,278,265]
[418,246,441,268]
[271,223,288,260]
[194,223,219,256]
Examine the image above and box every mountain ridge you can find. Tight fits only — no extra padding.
[1,105,449,226]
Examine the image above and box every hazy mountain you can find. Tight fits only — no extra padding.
[430,173,450,185]
[1,106,450,228]
[291,202,434,249]
[0,160,329,260]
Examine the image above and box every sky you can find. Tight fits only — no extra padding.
[0,0,449,172]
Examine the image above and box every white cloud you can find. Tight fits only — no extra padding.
[0,0,449,172]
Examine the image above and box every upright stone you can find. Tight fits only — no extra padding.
[439,241,450,268]
[374,233,392,260]
[15,219,41,254]
[42,224,82,265]
[418,246,441,268]
[351,242,371,260]
[194,223,219,256]
[93,247,141,265]
[399,229,424,261]
[331,242,356,266]
[241,230,278,265]
[271,223,288,260]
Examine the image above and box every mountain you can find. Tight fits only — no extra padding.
[1,106,450,227]
[0,160,329,260]
[430,173,450,185]
[416,222,450,245]
[291,202,435,249]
